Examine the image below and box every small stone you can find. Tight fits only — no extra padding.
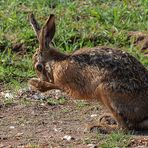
[21,124,25,127]
[9,126,15,129]
[87,144,97,148]
[53,128,58,132]
[15,132,23,137]
[91,114,97,117]
[32,93,45,100]
[40,103,45,106]
[32,94,40,100]
[4,92,13,99]
[17,146,27,148]
[63,135,75,141]
[0,116,4,118]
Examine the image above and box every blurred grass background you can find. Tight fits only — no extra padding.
[0,0,147,86]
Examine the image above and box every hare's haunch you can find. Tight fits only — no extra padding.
[28,14,148,131]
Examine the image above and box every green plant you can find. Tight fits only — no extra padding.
[100,131,131,148]
[75,100,89,109]
[0,0,147,86]
[2,97,14,106]
[47,97,66,105]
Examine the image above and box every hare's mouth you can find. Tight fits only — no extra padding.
[45,71,53,83]
[44,63,54,83]
[40,70,51,83]
[40,68,53,83]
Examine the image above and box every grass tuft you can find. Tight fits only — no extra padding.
[100,131,131,148]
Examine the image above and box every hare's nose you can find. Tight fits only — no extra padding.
[35,63,43,72]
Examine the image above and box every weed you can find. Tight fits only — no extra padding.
[83,138,92,145]
[75,100,89,109]
[25,144,40,148]
[47,97,66,105]
[62,108,69,113]
[100,131,131,148]
[20,98,32,106]
[2,97,15,106]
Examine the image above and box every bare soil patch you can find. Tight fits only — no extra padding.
[0,89,105,147]
[0,88,148,147]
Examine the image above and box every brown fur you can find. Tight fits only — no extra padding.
[28,14,148,131]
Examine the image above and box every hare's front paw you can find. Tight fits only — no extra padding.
[28,78,41,91]
[28,78,49,92]
[28,78,60,92]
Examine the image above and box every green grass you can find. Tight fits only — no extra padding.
[100,131,131,148]
[75,100,89,109]
[0,0,148,85]
[2,97,15,107]
[47,97,66,105]
[0,49,35,84]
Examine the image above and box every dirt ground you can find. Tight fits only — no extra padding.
[0,88,148,148]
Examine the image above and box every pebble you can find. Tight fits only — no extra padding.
[1,92,13,99]
[53,128,58,132]
[32,93,45,100]
[63,135,75,141]
[90,114,97,117]
[40,103,45,106]
[15,132,23,137]
[87,144,97,148]
[9,126,15,129]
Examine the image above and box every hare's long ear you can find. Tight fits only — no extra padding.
[29,13,41,40]
[40,14,55,49]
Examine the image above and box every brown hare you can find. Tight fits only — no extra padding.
[28,13,148,132]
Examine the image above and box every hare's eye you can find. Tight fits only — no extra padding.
[36,63,43,72]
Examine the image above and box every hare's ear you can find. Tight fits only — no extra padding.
[42,14,55,48]
[29,13,41,40]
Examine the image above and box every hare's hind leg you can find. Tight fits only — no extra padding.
[138,117,148,130]
[99,113,117,126]
[86,111,128,134]
[86,85,128,133]
[97,90,128,130]
[85,114,118,134]
[86,122,118,134]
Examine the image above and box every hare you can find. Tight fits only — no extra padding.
[28,13,148,132]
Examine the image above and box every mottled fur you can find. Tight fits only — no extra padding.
[28,14,148,131]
